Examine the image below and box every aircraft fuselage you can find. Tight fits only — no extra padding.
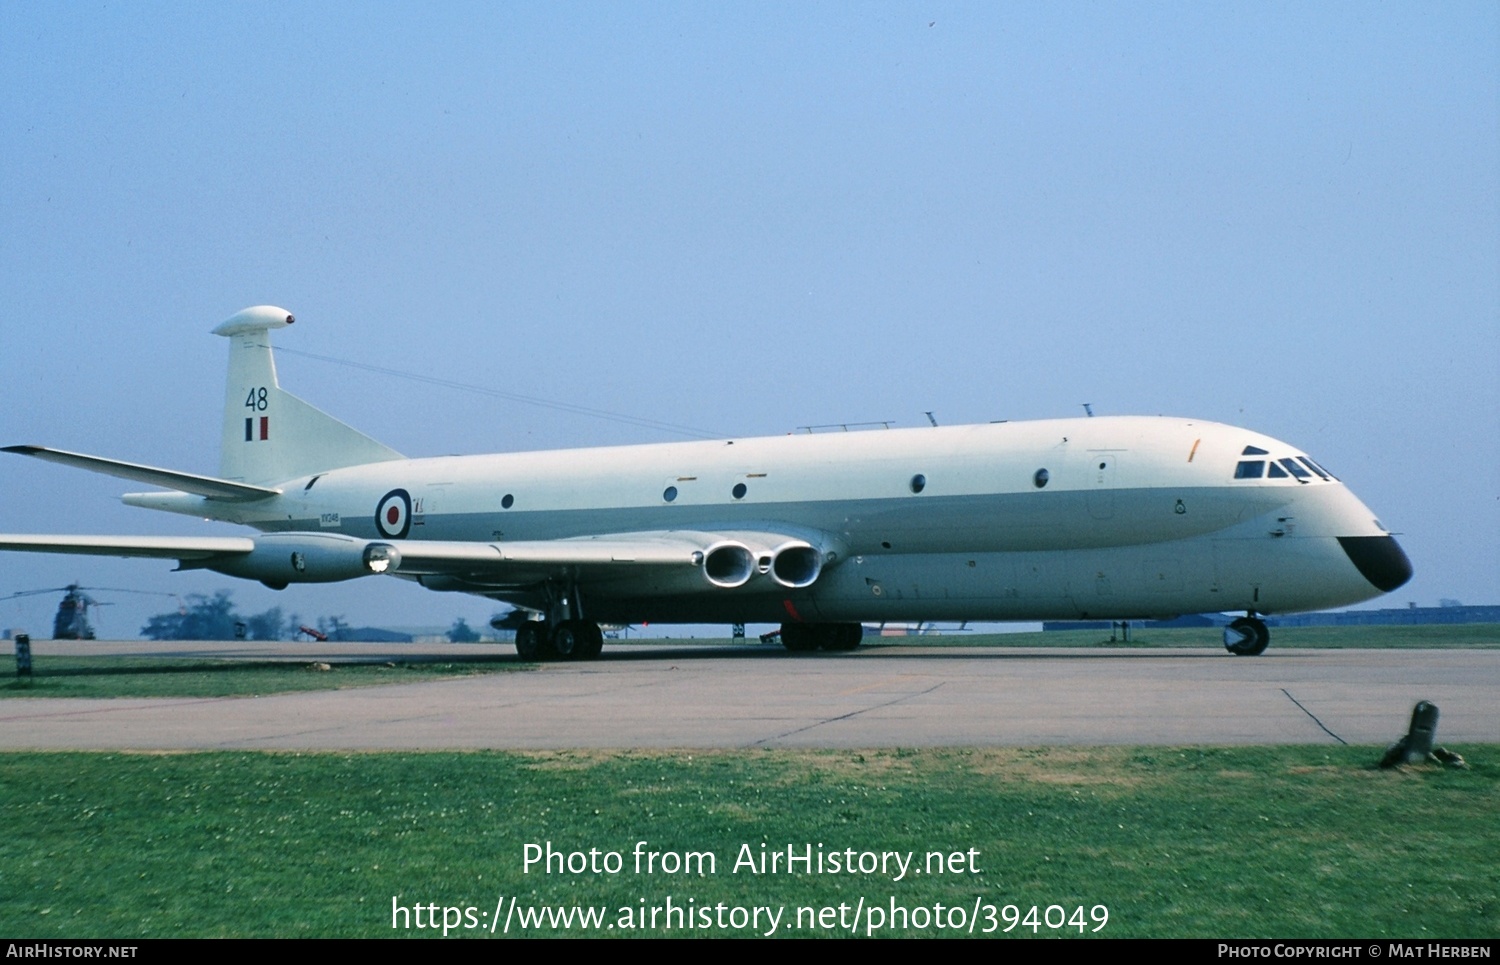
[128,414,1404,626]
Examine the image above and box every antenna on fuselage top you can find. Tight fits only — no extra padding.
[925,411,938,427]
[1082,403,1094,417]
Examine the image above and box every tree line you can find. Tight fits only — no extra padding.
[139,591,483,643]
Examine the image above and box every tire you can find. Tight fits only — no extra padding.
[1224,616,1270,656]
[579,623,605,660]
[551,621,584,660]
[819,623,863,651]
[515,622,545,660]
[780,623,819,652]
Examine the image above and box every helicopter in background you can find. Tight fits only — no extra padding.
[51,584,99,639]
[1,584,183,640]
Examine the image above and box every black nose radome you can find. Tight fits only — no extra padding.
[1337,536,1414,593]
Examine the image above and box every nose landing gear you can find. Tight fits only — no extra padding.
[1224,615,1270,656]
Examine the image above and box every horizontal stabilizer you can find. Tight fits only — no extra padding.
[3,446,281,501]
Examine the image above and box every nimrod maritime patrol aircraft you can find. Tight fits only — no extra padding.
[2,306,1412,659]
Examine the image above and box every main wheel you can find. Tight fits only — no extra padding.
[819,623,863,651]
[1223,616,1270,656]
[578,622,605,660]
[515,622,545,660]
[780,623,819,652]
[551,620,586,660]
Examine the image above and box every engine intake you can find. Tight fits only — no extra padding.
[770,541,822,588]
[702,541,755,588]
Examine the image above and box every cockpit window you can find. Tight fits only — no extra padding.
[1280,458,1311,480]
[1303,456,1337,480]
[1234,447,1339,483]
[1297,457,1329,480]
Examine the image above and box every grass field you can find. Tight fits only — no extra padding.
[1,746,1494,938]
[4,630,1495,938]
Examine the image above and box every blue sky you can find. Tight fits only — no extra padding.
[2,3,1496,638]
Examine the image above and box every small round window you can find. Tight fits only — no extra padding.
[1033,468,1050,488]
[732,482,747,500]
[663,486,678,503]
[910,474,926,494]
[501,493,514,509]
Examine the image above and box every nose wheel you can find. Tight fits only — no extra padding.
[1223,616,1270,656]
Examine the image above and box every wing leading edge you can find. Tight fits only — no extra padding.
[0,534,256,559]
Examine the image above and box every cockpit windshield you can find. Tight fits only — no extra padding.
[1234,446,1338,483]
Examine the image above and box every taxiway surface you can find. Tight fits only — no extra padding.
[3,641,1495,749]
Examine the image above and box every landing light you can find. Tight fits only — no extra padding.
[364,543,401,574]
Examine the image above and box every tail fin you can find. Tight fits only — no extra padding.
[214,306,404,484]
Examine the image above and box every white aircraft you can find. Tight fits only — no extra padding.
[2,305,1412,659]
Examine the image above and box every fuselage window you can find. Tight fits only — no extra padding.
[663,486,678,503]
[1033,469,1049,488]
[1234,460,1265,479]
[732,483,747,500]
[910,474,926,494]
[1267,462,1288,478]
[1280,458,1311,480]
[501,494,515,509]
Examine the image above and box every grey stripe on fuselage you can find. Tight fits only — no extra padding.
[267,486,1287,554]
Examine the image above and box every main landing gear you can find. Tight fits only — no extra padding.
[514,619,604,661]
[513,582,605,661]
[1223,615,1270,656]
[780,622,863,652]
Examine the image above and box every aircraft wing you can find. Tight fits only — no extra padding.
[387,529,832,591]
[2,446,280,501]
[0,528,836,591]
[0,534,256,560]
[0,532,694,569]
